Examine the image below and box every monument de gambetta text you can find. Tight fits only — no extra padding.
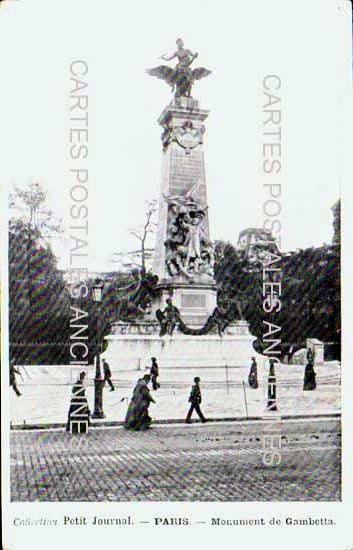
[105,40,258,369]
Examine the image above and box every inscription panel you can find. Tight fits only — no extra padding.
[181,293,207,309]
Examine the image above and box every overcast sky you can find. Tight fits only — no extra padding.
[0,0,350,271]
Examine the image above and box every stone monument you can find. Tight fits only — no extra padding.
[105,40,258,369]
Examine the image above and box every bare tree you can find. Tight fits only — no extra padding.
[9,182,63,238]
[111,199,157,273]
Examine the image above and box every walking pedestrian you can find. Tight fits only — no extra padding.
[10,362,22,396]
[150,357,160,390]
[185,377,207,423]
[124,374,155,431]
[303,359,316,391]
[102,358,115,391]
[248,356,258,389]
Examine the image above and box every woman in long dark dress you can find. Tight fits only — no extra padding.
[66,371,90,432]
[124,374,155,431]
[248,357,259,389]
[303,360,317,391]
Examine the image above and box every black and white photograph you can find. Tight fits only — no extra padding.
[1,0,352,549]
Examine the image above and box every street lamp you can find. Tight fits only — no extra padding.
[91,278,105,419]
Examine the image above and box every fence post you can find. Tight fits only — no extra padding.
[242,381,249,418]
[225,364,229,394]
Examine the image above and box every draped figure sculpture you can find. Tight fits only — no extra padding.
[146,38,211,98]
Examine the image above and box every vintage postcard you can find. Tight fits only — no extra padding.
[1,0,352,549]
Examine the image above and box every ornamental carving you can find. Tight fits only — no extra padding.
[174,121,204,150]
[163,181,214,280]
[161,120,205,151]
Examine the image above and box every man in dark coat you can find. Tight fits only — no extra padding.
[150,357,160,390]
[248,356,259,389]
[303,360,317,391]
[185,377,207,423]
[124,374,156,431]
[102,358,114,391]
[10,362,22,396]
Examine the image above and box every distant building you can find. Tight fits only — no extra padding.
[237,227,278,266]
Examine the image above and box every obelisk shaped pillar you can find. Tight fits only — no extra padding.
[153,96,218,327]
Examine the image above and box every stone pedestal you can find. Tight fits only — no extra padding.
[306,338,325,365]
[104,320,259,371]
[152,283,217,327]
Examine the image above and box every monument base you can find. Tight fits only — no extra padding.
[104,320,260,371]
[151,282,218,327]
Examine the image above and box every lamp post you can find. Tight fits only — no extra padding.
[91,278,105,419]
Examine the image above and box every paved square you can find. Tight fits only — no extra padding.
[10,419,341,501]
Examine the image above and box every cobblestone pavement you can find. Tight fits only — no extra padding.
[10,418,341,502]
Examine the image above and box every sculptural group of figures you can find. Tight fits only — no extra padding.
[146,38,211,99]
[156,298,240,338]
[164,189,214,279]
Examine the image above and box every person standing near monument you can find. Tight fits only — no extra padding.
[185,377,207,423]
[150,357,160,390]
[248,357,259,389]
[102,358,115,392]
[303,359,317,391]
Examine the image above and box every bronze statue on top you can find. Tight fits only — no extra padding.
[146,38,211,98]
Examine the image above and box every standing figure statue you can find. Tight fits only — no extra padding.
[183,213,204,274]
[146,38,211,98]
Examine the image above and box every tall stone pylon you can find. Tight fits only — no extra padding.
[153,96,217,326]
[105,41,257,369]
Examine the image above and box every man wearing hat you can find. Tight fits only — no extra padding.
[150,357,160,390]
[185,377,207,423]
[102,358,115,392]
